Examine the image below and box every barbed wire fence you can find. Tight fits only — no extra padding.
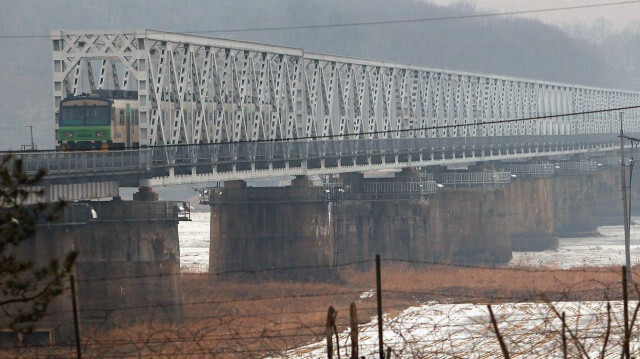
[2,258,640,358]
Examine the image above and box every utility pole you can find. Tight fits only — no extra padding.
[620,112,632,282]
[20,125,37,151]
[27,125,35,150]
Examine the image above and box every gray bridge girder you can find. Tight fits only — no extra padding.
[24,181,120,203]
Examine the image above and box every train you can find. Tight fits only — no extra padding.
[57,89,140,150]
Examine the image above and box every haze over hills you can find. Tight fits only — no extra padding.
[1,0,639,150]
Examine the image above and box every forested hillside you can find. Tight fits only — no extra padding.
[0,0,638,149]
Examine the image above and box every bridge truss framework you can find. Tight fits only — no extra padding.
[52,29,640,145]
[44,29,640,187]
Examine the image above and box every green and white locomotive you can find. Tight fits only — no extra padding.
[57,90,140,150]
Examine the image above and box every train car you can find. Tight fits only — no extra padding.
[57,90,140,150]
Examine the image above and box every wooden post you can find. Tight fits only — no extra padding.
[326,306,338,359]
[623,267,630,359]
[488,305,510,359]
[376,254,384,359]
[70,275,82,359]
[561,312,567,359]
[350,302,358,359]
[620,115,632,282]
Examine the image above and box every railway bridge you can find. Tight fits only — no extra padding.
[4,29,633,199]
[6,29,640,344]
[5,29,640,276]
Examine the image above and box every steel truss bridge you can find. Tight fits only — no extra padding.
[9,29,640,199]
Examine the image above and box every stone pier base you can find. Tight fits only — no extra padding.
[2,199,183,344]
[209,178,333,280]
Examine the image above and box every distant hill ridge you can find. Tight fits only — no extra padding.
[0,0,638,150]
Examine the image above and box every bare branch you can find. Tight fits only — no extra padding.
[487,305,510,359]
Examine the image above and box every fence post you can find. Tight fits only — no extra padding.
[488,304,510,359]
[350,302,358,359]
[623,266,630,359]
[326,306,337,359]
[70,275,82,359]
[376,254,384,359]
[561,312,567,358]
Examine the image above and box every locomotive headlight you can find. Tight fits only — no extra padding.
[96,131,105,138]
[63,132,73,138]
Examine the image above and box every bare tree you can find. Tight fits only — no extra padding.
[0,155,77,327]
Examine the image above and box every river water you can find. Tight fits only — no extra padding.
[510,219,640,269]
[178,211,211,271]
[179,213,640,357]
[179,211,640,271]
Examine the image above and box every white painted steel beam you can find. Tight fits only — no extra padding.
[47,29,640,190]
[52,29,640,149]
[26,181,120,203]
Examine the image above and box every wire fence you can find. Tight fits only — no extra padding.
[3,259,640,358]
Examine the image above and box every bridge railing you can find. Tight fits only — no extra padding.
[436,171,512,189]
[363,181,438,194]
[148,133,620,167]
[555,161,599,172]
[11,150,151,177]
[2,132,625,185]
[502,163,556,177]
[199,186,329,204]
[599,157,622,166]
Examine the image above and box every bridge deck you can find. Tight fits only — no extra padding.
[6,133,625,187]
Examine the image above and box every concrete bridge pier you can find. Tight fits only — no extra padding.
[337,168,512,266]
[4,198,183,344]
[208,177,333,280]
[552,170,598,237]
[201,158,638,280]
[593,167,640,226]
[505,177,557,251]
[74,199,183,323]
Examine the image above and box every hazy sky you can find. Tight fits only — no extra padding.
[424,0,640,31]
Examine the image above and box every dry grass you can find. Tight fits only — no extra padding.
[3,263,638,358]
[362,263,629,302]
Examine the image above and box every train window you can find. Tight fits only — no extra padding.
[120,110,125,125]
[85,106,110,126]
[61,104,110,126]
[59,106,85,125]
